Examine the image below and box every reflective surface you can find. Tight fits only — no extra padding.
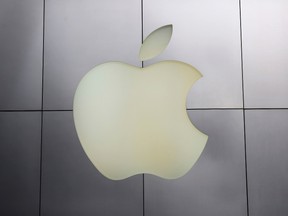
[246,110,288,216]
[0,0,42,110]
[242,0,288,108]
[1,0,288,215]
[144,0,243,108]
[0,112,41,215]
[41,111,143,216]
[145,110,247,216]
[44,0,141,110]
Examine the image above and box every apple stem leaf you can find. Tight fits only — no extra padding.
[139,24,173,61]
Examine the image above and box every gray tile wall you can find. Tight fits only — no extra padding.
[145,110,247,216]
[0,0,287,216]
[143,0,243,109]
[44,0,141,110]
[0,112,41,215]
[245,110,288,216]
[0,0,43,110]
[241,0,288,108]
[41,112,143,216]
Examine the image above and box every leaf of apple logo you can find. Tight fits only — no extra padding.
[73,24,208,180]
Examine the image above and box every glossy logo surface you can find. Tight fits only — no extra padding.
[73,25,208,180]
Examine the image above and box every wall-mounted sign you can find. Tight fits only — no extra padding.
[73,25,208,180]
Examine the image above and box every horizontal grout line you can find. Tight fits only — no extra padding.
[0,108,288,112]
[244,108,288,110]
[0,109,73,112]
[188,108,288,111]
[43,109,73,112]
[0,110,41,112]
[187,108,243,110]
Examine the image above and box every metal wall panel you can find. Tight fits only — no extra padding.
[145,110,247,216]
[0,0,42,110]
[0,112,41,216]
[41,111,143,216]
[143,0,243,108]
[1,1,287,216]
[246,110,288,216]
[44,0,141,110]
[242,0,288,108]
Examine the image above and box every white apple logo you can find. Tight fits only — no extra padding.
[73,24,208,180]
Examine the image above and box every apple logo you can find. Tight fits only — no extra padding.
[73,24,208,180]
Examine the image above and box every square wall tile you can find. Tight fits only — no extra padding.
[41,111,143,216]
[0,0,42,110]
[145,110,247,216]
[246,110,288,216]
[44,0,141,110]
[144,0,243,108]
[242,0,288,108]
[0,112,41,216]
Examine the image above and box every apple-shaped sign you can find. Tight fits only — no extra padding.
[73,24,208,180]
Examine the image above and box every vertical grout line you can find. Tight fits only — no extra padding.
[39,0,46,216]
[242,105,250,216]
[141,0,144,69]
[142,174,145,216]
[239,0,246,109]
[141,1,145,216]
[239,1,250,216]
